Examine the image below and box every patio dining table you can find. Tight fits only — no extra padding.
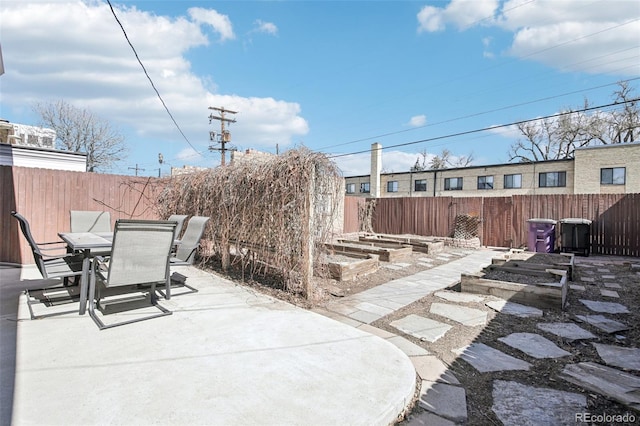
[58,232,113,315]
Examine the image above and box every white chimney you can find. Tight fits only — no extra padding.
[370,142,382,198]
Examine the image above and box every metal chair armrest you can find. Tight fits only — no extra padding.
[38,241,69,250]
[39,251,83,260]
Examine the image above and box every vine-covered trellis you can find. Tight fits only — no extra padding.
[157,148,343,298]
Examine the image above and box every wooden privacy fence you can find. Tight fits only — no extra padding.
[343,196,365,233]
[1,166,163,264]
[347,194,640,257]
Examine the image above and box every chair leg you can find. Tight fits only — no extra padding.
[88,264,107,329]
[164,276,171,300]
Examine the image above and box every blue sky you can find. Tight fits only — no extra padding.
[1,0,639,176]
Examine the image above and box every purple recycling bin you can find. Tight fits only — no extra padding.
[526,218,557,253]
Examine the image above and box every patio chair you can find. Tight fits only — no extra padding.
[167,214,188,240]
[70,210,112,232]
[88,219,176,330]
[70,210,113,256]
[12,211,84,318]
[161,216,209,299]
[170,216,210,266]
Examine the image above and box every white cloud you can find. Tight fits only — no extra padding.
[254,19,278,35]
[205,94,309,149]
[383,150,428,173]
[332,153,370,176]
[486,124,521,140]
[407,115,427,127]
[418,0,499,32]
[417,6,446,32]
[417,0,640,76]
[332,150,430,176]
[188,7,235,41]
[175,147,205,163]
[0,1,308,164]
[482,36,495,58]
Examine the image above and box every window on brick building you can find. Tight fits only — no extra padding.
[444,177,463,190]
[414,179,427,192]
[600,167,625,185]
[477,175,494,190]
[504,174,522,189]
[539,171,566,187]
[387,181,398,192]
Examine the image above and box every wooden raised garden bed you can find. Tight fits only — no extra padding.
[490,250,575,280]
[357,235,445,254]
[324,253,380,282]
[461,263,568,310]
[325,240,412,262]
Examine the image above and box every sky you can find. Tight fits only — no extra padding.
[1,0,639,177]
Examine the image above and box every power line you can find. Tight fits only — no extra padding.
[106,0,203,156]
[328,97,639,159]
[318,78,640,151]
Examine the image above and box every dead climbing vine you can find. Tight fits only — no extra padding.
[157,148,343,297]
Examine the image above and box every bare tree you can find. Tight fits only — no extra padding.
[410,148,430,171]
[593,81,639,144]
[428,148,473,169]
[410,148,473,171]
[33,100,127,172]
[509,82,639,162]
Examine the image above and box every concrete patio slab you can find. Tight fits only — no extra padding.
[536,322,596,341]
[492,380,586,426]
[593,343,640,371]
[10,266,416,426]
[453,343,531,372]
[390,314,452,343]
[430,303,487,326]
[498,333,571,359]
[575,314,629,334]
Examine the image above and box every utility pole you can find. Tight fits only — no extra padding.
[208,106,237,166]
[128,164,145,176]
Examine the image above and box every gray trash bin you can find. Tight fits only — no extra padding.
[526,219,557,253]
[560,218,592,256]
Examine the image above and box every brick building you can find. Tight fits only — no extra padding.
[344,142,640,198]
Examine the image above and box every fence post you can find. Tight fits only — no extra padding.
[301,166,315,299]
